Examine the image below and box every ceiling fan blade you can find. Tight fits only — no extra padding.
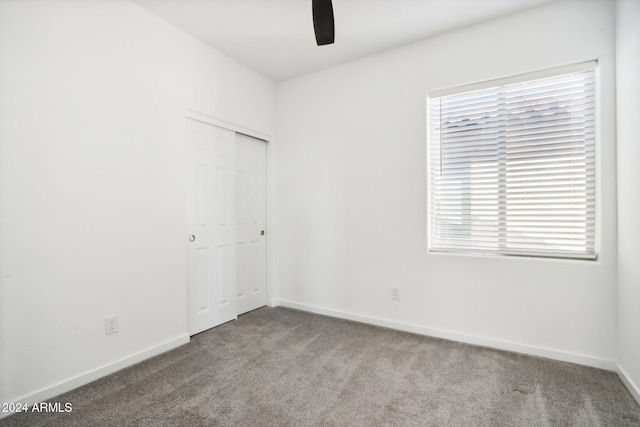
[312,0,335,46]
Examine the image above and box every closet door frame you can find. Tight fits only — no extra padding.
[185,109,273,335]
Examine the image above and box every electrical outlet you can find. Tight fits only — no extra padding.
[105,316,119,335]
[391,287,400,301]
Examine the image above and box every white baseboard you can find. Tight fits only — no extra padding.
[274,299,616,371]
[0,334,189,419]
[617,364,640,406]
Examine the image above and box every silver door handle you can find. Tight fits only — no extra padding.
[189,234,196,242]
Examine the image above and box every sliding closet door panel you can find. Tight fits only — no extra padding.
[186,118,237,335]
[235,133,267,315]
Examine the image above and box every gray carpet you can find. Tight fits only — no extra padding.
[2,307,639,426]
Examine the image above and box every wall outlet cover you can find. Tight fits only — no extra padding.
[105,316,119,335]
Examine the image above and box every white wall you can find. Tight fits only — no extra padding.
[616,0,640,404]
[275,0,618,367]
[0,0,276,406]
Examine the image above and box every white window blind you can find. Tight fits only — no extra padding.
[428,66,596,259]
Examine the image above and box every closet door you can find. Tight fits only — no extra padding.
[186,118,237,335]
[235,133,267,315]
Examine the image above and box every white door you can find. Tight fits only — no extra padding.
[186,118,237,335]
[235,133,267,314]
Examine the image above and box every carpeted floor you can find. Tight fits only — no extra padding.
[2,307,639,426]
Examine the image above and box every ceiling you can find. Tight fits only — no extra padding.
[133,0,556,82]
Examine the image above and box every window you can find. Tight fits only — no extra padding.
[428,63,596,259]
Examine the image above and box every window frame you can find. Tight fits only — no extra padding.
[426,61,599,260]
